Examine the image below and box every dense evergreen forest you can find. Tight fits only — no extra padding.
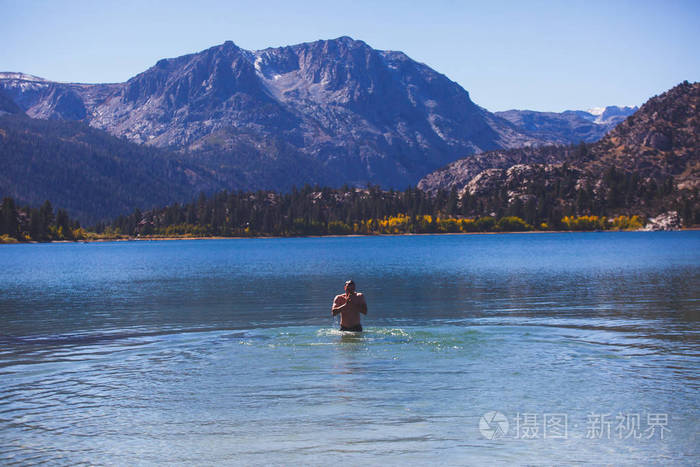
[104,177,696,238]
[0,197,85,242]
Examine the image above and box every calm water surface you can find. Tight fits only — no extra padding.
[1,232,698,465]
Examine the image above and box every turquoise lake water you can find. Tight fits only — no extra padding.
[1,232,698,465]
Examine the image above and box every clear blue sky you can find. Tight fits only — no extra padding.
[2,0,698,111]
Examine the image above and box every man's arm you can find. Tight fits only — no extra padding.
[358,294,368,315]
[331,295,346,316]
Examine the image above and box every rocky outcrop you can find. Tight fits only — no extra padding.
[642,211,681,231]
[417,144,570,193]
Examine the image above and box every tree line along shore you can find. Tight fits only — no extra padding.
[2,181,696,243]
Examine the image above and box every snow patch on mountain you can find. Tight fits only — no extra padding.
[0,72,47,82]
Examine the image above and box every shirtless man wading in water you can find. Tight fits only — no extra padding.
[331,280,367,332]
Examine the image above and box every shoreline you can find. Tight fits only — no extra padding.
[3,228,698,245]
[120,228,699,241]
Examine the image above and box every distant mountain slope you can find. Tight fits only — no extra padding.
[584,105,638,126]
[418,81,699,219]
[0,88,23,115]
[0,37,540,189]
[0,114,223,223]
[495,105,637,144]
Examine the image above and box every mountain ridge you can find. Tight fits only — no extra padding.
[495,105,637,144]
[0,37,541,189]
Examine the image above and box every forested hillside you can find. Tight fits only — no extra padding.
[0,115,223,223]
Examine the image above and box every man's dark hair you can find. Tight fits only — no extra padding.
[345,280,355,286]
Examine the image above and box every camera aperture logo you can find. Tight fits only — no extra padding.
[479,411,509,439]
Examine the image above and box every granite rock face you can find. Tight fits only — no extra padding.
[0,38,540,189]
[642,211,681,231]
[418,144,571,195]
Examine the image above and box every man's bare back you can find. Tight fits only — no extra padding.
[331,280,367,331]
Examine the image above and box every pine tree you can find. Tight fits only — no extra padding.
[1,197,20,239]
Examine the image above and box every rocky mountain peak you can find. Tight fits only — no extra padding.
[0,37,542,188]
[121,39,257,107]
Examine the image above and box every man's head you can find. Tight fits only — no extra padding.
[344,280,356,293]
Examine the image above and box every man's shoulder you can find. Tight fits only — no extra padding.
[355,292,366,300]
[333,294,345,301]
